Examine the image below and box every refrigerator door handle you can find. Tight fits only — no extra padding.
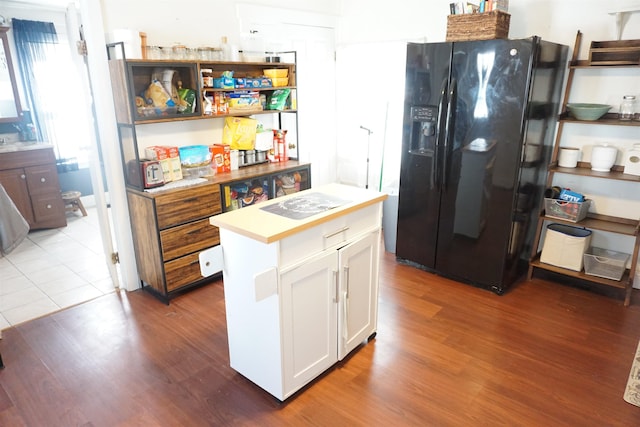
[435,78,449,191]
[442,77,457,190]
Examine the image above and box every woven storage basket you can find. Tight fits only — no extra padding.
[446,11,510,42]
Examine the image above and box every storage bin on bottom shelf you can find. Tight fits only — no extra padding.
[540,223,592,271]
[583,247,630,281]
[544,198,590,223]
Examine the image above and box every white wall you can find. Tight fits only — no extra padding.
[100,0,340,48]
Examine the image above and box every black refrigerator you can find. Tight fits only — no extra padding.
[396,37,568,294]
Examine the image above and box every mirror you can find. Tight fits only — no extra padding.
[0,26,22,122]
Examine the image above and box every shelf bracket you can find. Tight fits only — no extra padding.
[608,7,640,40]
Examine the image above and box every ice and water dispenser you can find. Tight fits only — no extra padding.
[409,105,438,156]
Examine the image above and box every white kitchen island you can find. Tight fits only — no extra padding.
[210,183,387,400]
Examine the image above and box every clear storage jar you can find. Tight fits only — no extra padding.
[619,95,636,121]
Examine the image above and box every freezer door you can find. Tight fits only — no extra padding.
[434,38,535,290]
[396,42,453,268]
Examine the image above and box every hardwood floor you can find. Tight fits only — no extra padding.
[1,250,640,426]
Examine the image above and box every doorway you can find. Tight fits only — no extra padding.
[0,2,119,329]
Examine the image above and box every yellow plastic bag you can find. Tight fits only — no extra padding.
[222,117,258,150]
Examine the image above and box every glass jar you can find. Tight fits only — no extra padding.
[172,44,187,60]
[619,95,636,121]
[186,48,198,60]
[146,46,161,60]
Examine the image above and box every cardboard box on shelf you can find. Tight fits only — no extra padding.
[166,146,183,181]
[145,145,183,181]
[144,146,172,182]
[210,144,231,173]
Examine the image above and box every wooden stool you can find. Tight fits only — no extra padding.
[61,191,87,217]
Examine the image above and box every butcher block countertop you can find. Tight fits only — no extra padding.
[209,183,387,244]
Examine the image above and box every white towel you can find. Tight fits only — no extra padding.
[0,183,29,256]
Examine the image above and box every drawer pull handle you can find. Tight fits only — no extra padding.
[20,174,26,179]
[183,197,198,204]
[46,204,52,209]
[40,177,46,183]
[324,227,349,239]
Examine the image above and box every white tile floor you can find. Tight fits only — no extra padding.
[0,202,116,330]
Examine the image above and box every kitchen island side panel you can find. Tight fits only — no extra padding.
[219,228,284,398]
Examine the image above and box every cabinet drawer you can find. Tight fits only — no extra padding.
[164,252,207,292]
[279,203,382,268]
[160,219,220,261]
[25,164,60,195]
[31,193,65,224]
[155,184,221,229]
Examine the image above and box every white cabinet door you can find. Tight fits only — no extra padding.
[338,231,379,360]
[280,249,339,398]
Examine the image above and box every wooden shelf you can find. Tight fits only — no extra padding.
[126,109,298,125]
[540,212,639,236]
[528,30,639,307]
[202,86,296,92]
[559,112,640,126]
[570,59,640,68]
[529,255,629,290]
[549,163,640,183]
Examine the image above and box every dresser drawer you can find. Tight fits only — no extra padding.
[279,203,382,268]
[155,184,221,229]
[164,252,207,292]
[160,219,220,261]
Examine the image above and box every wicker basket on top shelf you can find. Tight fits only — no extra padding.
[446,11,510,42]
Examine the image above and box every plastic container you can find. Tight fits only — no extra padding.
[270,77,289,87]
[263,69,288,78]
[583,247,630,281]
[181,165,215,179]
[544,198,590,222]
[179,145,211,167]
[540,223,592,271]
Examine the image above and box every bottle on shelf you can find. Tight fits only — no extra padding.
[273,129,288,162]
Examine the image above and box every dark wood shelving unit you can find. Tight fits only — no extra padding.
[106,47,305,303]
[527,30,640,306]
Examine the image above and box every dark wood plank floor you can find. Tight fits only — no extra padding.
[1,250,640,426]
